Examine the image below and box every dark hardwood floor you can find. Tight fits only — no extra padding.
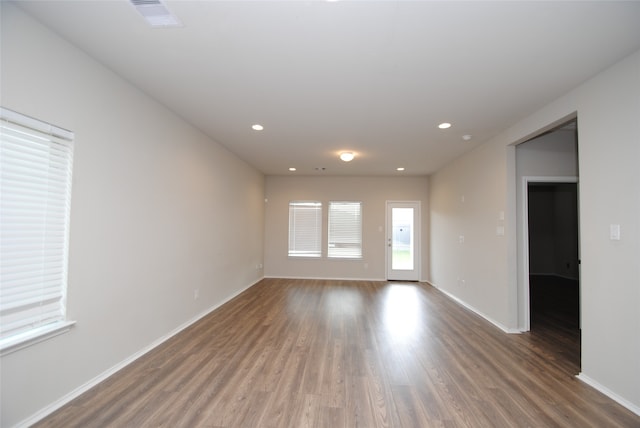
[530,275,580,326]
[529,274,581,372]
[34,278,639,427]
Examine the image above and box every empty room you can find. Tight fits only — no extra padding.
[1,1,639,427]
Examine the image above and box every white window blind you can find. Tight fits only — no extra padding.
[288,201,322,257]
[0,108,75,353]
[328,201,362,259]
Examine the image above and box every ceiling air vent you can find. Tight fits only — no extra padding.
[130,0,182,28]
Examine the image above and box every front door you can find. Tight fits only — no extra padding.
[386,201,420,281]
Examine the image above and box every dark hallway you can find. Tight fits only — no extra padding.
[527,181,580,370]
[530,274,579,329]
[529,274,580,371]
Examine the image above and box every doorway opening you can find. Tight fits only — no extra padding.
[517,117,580,371]
[386,201,420,281]
[528,182,580,331]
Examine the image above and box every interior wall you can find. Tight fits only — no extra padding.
[429,137,512,330]
[574,50,640,412]
[429,49,640,412]
[0,4,265,427]
[264,175,429,281]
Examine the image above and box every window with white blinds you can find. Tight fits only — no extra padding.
[0,107,75,354]
[328,201,362,259]
[288,201,322,257]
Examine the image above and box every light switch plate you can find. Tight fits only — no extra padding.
[610,224,621,240]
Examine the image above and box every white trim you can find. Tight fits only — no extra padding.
[428,281,522,334]
[0,107,74,140]
[264,275,387,282]
[15,277,264,428]
[520,176,578,332]
[577,373,640,416]
[0,320,76,357]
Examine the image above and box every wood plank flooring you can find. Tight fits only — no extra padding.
[34,278,639,427]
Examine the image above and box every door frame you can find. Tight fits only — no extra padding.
[520,176,578,331]
[386,200,421,281]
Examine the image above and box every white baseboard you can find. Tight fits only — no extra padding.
[576,373,640,416]
[16,277,264,428]
[427,281,522,334]
[264,275,387,282]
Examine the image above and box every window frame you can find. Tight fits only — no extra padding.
[0,107,76,356]
[327,201,363,260]
[288,200,323,258]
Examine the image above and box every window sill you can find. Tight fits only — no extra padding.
[0,320,76,357]
[288,256,364,261]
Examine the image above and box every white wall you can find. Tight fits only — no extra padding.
[429,137,512,330]
[264,175,429,281]
[0,4,265,427]
[429,49,640,412]
[516,129,578,176]
[574,50,640,412]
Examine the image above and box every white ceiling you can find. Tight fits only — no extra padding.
[14,1,640,176]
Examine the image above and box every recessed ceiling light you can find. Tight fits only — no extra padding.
[252,124,264,131]
[289,167,297,172]
[339,152,355,162]
[397,167,405,171]
[462,134,472,141]
[438,122,452,129]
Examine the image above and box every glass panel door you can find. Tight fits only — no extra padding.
[386,201,420,281]
[391,208,414,270]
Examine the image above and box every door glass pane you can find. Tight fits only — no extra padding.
[392,208,413,270]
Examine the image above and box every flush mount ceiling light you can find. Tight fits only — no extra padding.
[339,152,355,162]
[130,0,182,28]
[251,124,264,131]
[438,122,452,129]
